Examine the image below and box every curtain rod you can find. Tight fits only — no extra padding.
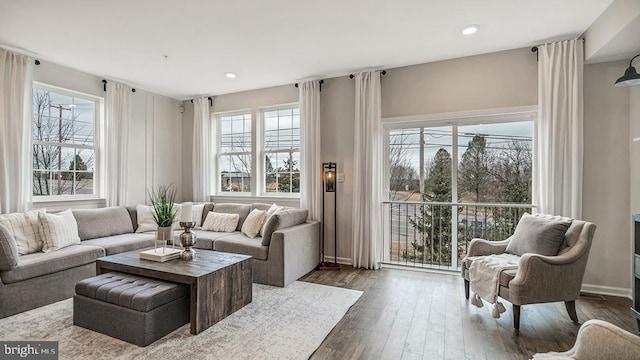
[101,79,136,93]
[293,79,324,91]
[349,70,387,79]
[190,97,213,106]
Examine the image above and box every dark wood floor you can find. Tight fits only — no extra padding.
[300,266,637,360]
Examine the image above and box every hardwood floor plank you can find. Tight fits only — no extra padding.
[303,267,637,360]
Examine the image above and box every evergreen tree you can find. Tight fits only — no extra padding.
[277,152,300,193]
[458,134,493,202]
[405,148,453,265]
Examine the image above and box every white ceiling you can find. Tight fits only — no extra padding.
[0,0,617,100]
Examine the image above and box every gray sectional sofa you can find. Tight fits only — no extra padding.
[0,203,319,319]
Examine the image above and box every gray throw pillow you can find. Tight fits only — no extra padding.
[0,224,19,270]
[505,213,573,256]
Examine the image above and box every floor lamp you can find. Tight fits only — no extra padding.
[319,162,340,270]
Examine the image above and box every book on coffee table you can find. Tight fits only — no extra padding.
[139,248,182,262]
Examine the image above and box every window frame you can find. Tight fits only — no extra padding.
[215,110,254,196]
[31,82,102,201]
[260,104,301,198]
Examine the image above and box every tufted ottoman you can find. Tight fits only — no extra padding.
[73,272,190,346]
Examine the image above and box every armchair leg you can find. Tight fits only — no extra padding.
[464,279,470,299]
[513,304,521,333]
[565,301,579,323]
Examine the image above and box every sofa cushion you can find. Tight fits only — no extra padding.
[0,209,45,255]
[202,212,239,232]
[505,213,572,256]
[40,209,81,252]
[0,224,19,270]
[75,272,188,312]
[0,244,105,284]
[251,203,273,211]
[192,230,235,250]
[261,208,309,246]
[259,204,284,236]
[213,233,269,260]
[135,205,157,233]
[213,203,251,231]
[80,233,156,255]
[241,209,267,238]
[73,206,135,240]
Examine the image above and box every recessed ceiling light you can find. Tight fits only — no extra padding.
[462,25,479,35]
[225,72,237,79]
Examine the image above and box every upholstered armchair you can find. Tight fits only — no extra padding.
[532,319,640,360]
[461,214,597,332]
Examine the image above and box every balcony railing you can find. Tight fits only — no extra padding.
[382,201,533,271]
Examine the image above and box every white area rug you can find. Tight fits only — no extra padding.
[0,281,362,360]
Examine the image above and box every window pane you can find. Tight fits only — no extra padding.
[32,86,97,197]
[263,107,300,152]
[268,151,300,193]
[457,121,532,204]
[219,113,251,154]
[219,154,251,193]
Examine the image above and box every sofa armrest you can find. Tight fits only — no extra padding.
[267,221,320,287]
[466,237,511,257]
[508,249,589,304]
[533,319,640,360]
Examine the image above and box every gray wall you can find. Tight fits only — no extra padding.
[179,47,637,296]
[582,61,631,295]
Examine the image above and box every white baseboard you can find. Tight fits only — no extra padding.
[323,256,352,266]
[581,283,632,299]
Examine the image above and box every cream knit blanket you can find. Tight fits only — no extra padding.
[469,253,520,318]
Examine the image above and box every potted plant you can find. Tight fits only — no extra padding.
[148,184,177,242]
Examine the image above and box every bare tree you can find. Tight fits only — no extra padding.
[32,90,93,196]
[389,130,418,198]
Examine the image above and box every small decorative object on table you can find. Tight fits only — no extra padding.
[179,202,197,261]
[140,238,181,262]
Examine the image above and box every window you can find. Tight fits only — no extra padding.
[385,111,535,269]
[218,112,252,193]
[32,85,99,197]
[263,107,300,194]
[215,105,300,197]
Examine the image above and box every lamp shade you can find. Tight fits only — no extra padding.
[615,54,640,87]
[323,162,336,192]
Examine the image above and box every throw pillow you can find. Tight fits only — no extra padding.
[259,203,284,236]
[505,213,573,256]
[202,212,240,232]
[192,203,205,228]
[135,204,157,233]
[241,209,267,238]
[39,209,81,252]
[0,224,19,270]
[0,209,46,255]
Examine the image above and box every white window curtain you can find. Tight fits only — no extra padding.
[352,71,384,269]
[299,81,321,221]
[192,97,212,202]
[105,81,132,207]
[0,49,32,213]
[534,39,584,218]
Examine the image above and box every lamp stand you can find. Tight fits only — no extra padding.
[318,162,340,270]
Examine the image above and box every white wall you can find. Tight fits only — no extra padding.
[33,61,183,209]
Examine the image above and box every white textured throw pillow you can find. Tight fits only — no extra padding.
[135,204,157,233]
[0,209,46,255]
[192,203,205,228]
[202,212,240,232]
[39,209,81,252]
[242,209,267,238]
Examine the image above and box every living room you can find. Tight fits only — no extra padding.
[1,0,640,359]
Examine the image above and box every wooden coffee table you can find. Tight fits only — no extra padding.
[95,249,252,335]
